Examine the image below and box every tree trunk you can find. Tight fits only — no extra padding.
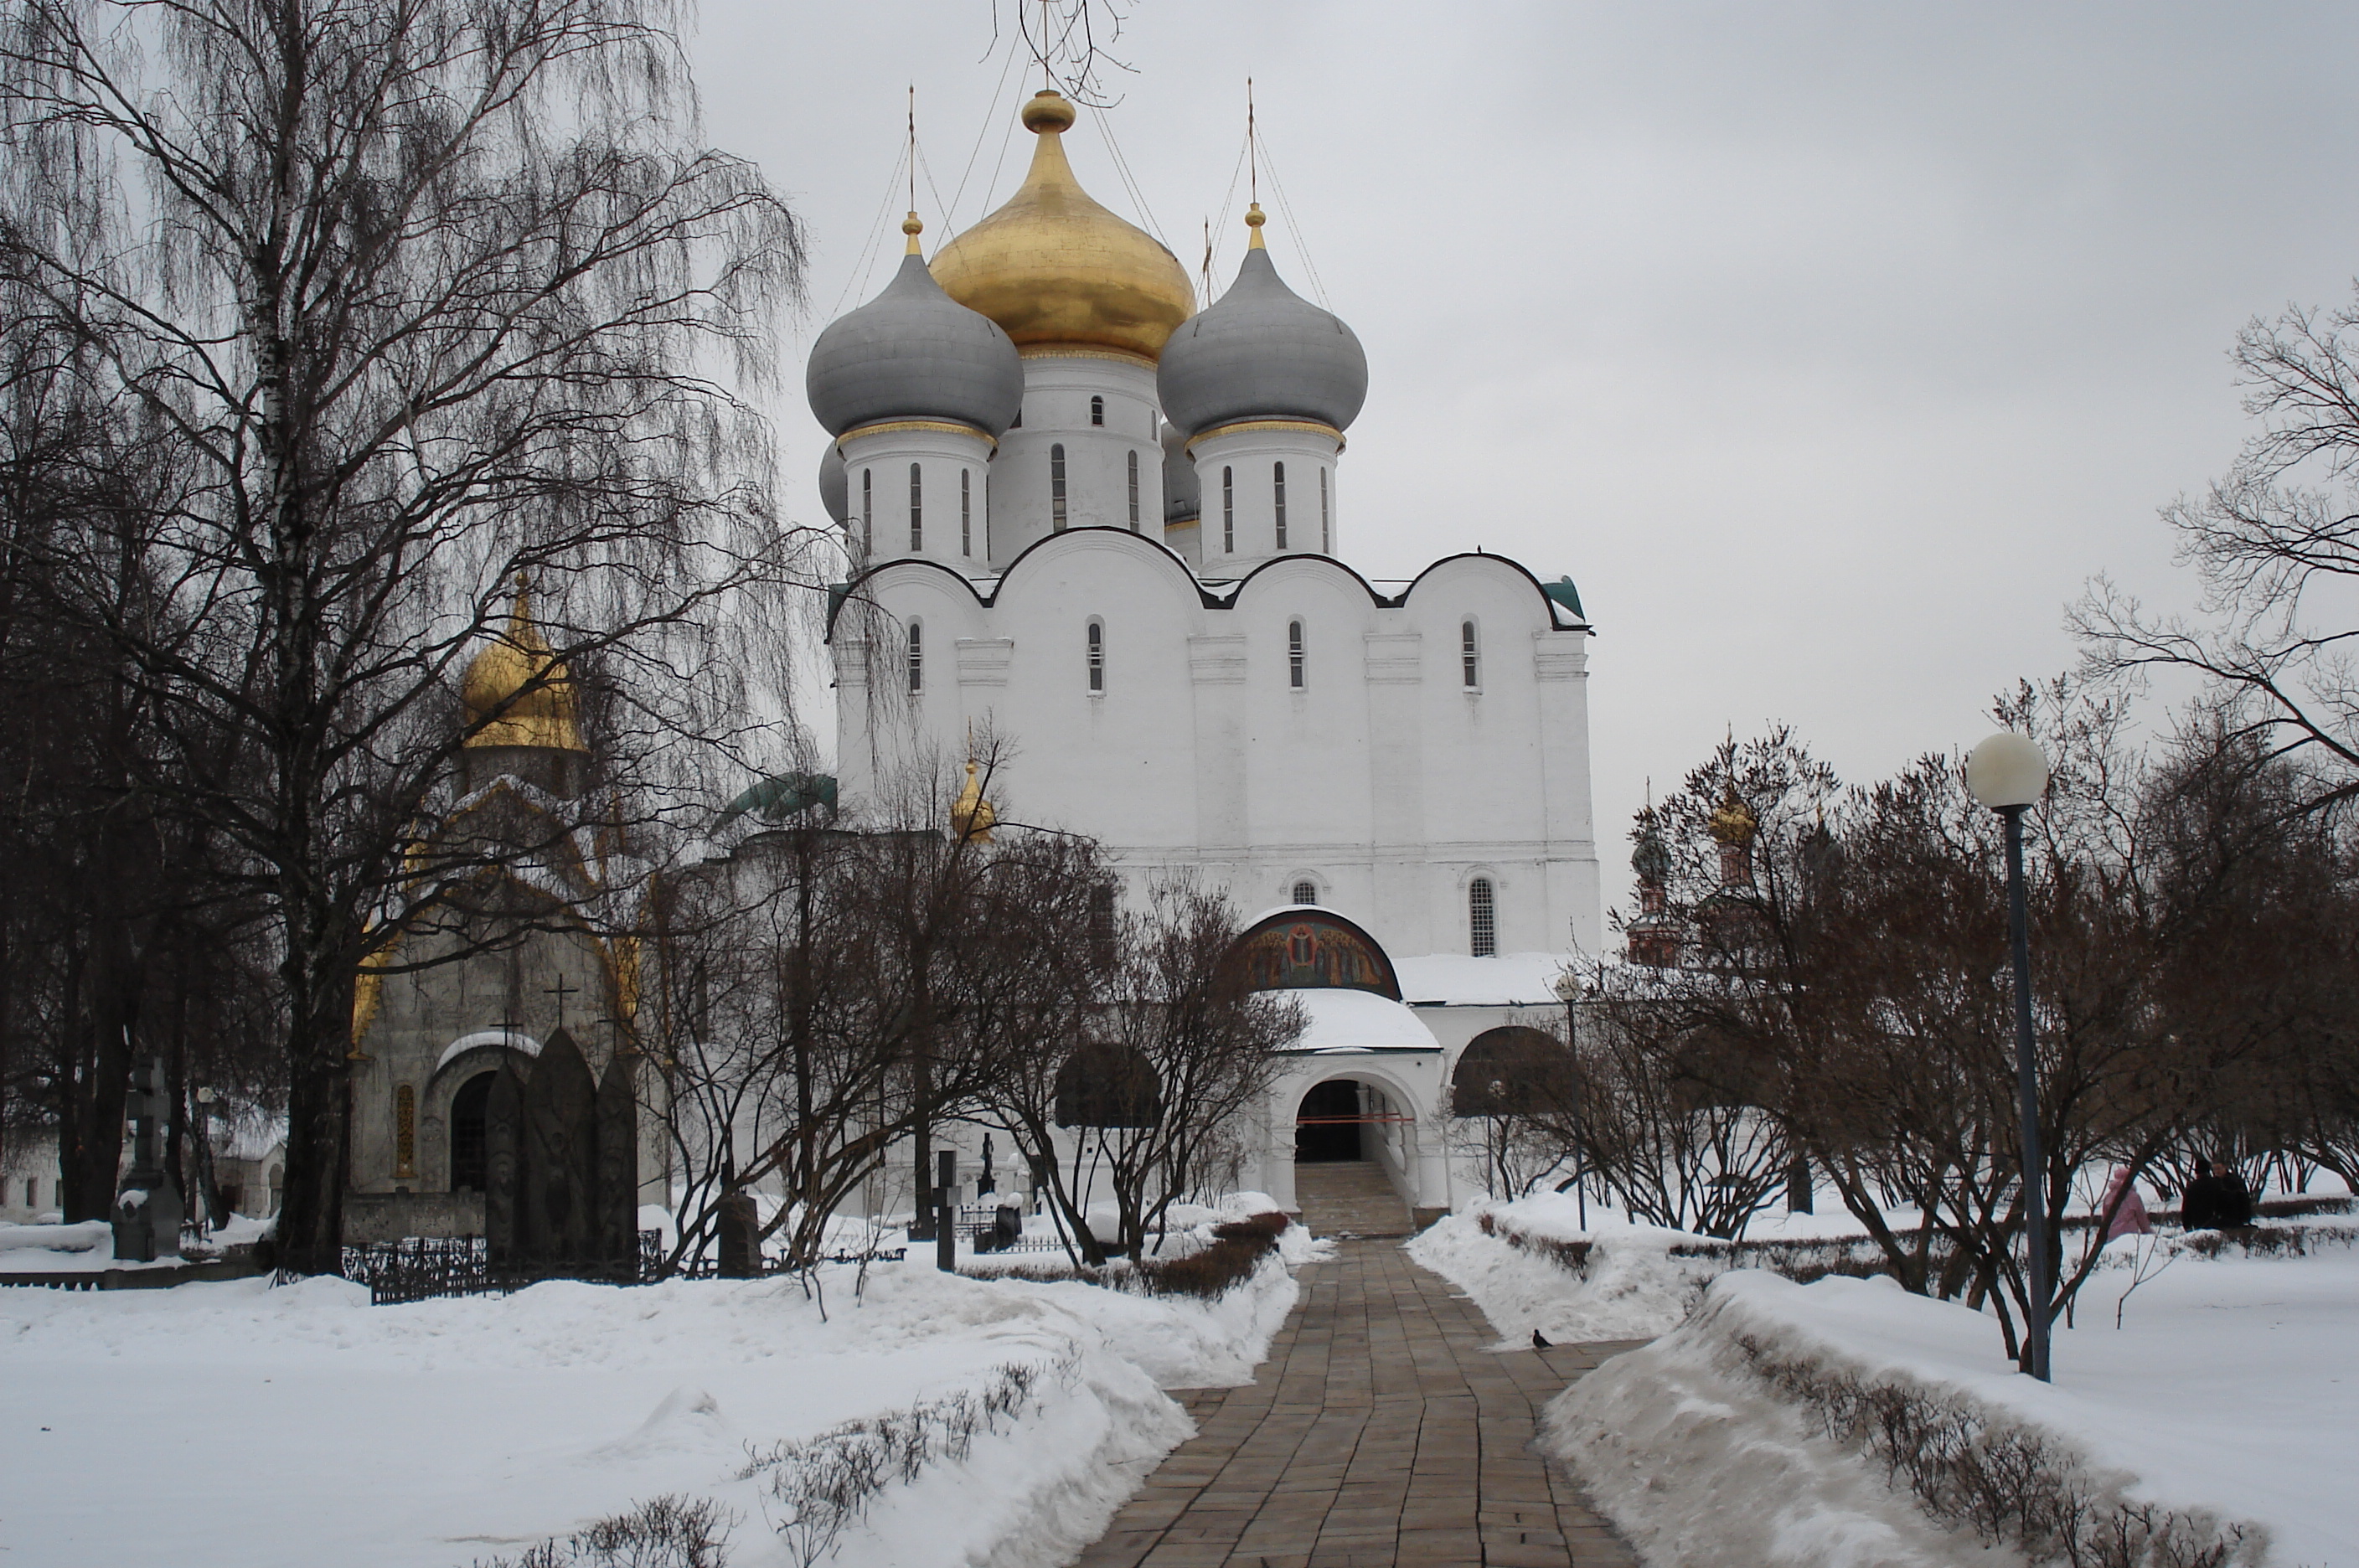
[62,921,138,1222]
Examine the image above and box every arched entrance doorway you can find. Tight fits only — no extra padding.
[1290,1075,1417,1237]
[449,1070,498,1192]
[1295,1079,1367,1162]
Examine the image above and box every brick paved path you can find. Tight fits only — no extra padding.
[1075,1239,1644,1568]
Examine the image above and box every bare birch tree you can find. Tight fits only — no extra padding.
[0,0,806,1271]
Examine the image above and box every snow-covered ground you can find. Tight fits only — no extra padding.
[0,1225,1303,1567]
[1421,1193,2358,1567]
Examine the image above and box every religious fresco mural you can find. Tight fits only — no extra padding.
[1229,910,1401,999]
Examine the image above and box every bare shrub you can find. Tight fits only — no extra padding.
[1730,1331,2264,1567]
[741,1359,1057,1568]
[472,1493,734,1568]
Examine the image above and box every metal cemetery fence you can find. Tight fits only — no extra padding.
[339,1230,664,1305]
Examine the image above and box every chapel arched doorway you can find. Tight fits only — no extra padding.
[449,1070,498,1192]
[1295,1078,1369,1162]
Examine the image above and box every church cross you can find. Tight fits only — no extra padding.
[544,975,579,1029]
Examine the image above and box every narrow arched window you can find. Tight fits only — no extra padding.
[908,462,923,552]
[860,467,873,556]
[1221,467,1235,554]
[1273,461,1288,549]
[960,469,972,556]
[1292,879,1318,906]
[1050,443,1068,531]
[1087,619,1105,693]
[1288,619,1305,689]
[1320,467,1331,554]
[1462,620,1480,689]
[1091,395,1105,426]
[906,622,923,694]
[1469,878,1496,957]
[1127,450,1140,529]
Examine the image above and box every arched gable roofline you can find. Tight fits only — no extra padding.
[1399,551,1592,632]
[1227,905,1401,1000]
[1224,550,1390,611]
[824,525,1211,642]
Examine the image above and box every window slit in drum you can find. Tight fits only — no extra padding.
[908,462,922,552]
[1050,443,1068,530]
[1273,460,1288,549]
[1288,620,1305,689]
[1087,621,1104,693]
[906,622,922,693]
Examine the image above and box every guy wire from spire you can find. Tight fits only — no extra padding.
[1084,102,1169,249]
[1252,124,1334,310]
[947,29,1025,229]
[828,137,913,319]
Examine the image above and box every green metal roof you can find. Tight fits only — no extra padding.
[1543,575,1586,620]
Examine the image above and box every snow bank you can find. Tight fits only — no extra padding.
[0,1247,1299,1567]
[0,1218,110,1257]
[1550,1271,2319,1567]
[1408,1199,1717,1343]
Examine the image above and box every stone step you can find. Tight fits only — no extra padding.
[1293,1159,1415,1238]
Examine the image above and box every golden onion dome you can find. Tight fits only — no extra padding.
[1707,786,1759,848]
[461,582,586,752]
[928,90,1195,363]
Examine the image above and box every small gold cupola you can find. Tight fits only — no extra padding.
[950,758,997,843]
[462,580,587,753]
[928,90,1196,363]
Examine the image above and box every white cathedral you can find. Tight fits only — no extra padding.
[809,90,1602,1222]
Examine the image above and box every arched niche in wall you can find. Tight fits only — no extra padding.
[1054,1040,1163,1129]
[1450,1025,1577,1119]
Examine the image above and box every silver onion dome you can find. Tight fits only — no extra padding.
[805,238,1025,439]
[1157,214,1368,439]
[1160,421,1200,524]
[818,443,849,525]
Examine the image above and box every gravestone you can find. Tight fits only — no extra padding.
[111,1056,183,1263]
[521,1029,600,1265]
[483,1029,639,1279]
[595,1051,638,1269]
[483,1061,524,1261]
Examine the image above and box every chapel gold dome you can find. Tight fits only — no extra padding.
[462,583,586,752]
[928,90,1195,363]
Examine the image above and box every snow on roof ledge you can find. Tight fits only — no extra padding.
[433,1029,543,1077]
[1277,988,1443,1051]
[1393,952,1572,1008]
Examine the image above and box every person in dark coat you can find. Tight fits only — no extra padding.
[2181,1158,2256,1230]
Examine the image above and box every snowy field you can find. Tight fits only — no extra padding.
[1420,1194,2358,1567]
[0,1224,1310,1567]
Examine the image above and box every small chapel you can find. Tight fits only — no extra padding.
[343,589,667,1246]
[810,90,1604,1223]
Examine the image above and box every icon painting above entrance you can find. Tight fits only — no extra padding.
[1229,907,1401,998]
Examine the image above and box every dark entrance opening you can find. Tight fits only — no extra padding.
[449,1070,497,1191]
[1295,1079,1367,1163]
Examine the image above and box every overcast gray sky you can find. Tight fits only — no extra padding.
[687,2,2359,926]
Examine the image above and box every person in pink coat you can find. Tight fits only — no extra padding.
[2102,1167,2153,1241]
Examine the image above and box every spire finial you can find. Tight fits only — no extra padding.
[1247,77,1257,208]
[1245,201,1267,250]
[903,210,923,255]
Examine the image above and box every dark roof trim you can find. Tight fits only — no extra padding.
[823,529,1593,641]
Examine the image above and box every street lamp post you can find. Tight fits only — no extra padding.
[1966,731,2052,1382]
[1552,969,1587,1231]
